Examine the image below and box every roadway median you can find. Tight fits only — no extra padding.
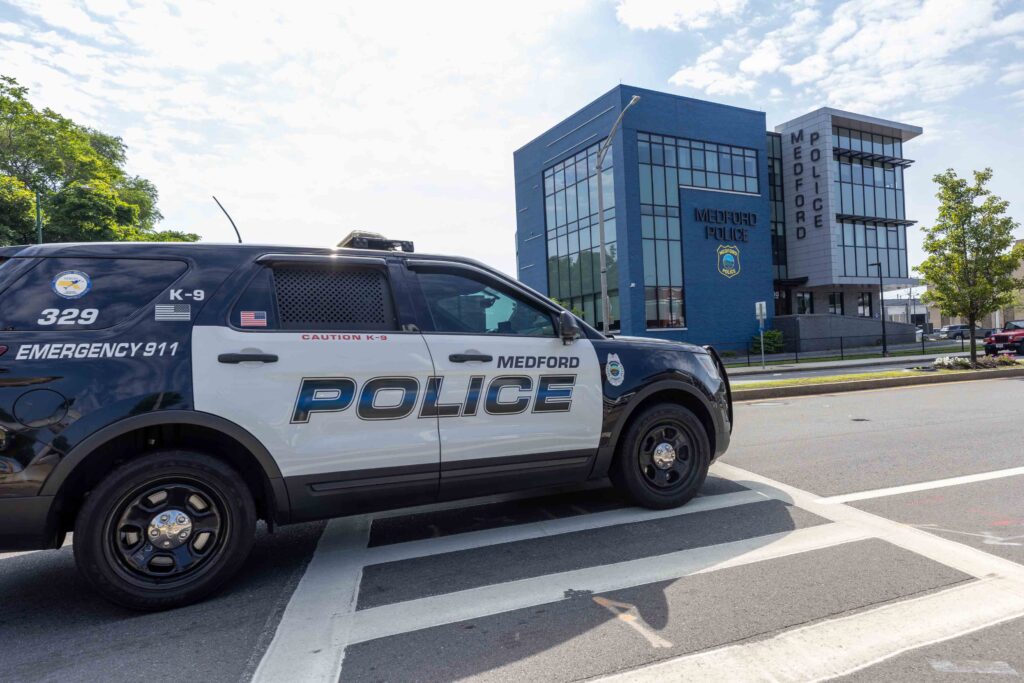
[732,363,1024,401]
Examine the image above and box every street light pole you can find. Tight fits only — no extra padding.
[35,189,42,244]
[596,94,640,334]
[870,262,887,356]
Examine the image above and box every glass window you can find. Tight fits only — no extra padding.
[0,257,187,331]
[417,271,555,337]
[796,292,813,314]
[542,141,617,328]
[858,292,873,318]
[828,292,844,316]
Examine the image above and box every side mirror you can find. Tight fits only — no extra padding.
[558,310,580,344]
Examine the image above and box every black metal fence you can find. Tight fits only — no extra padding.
[715,334,984,368]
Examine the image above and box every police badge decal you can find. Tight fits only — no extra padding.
[605,353,624,387]
[716,244,740,279]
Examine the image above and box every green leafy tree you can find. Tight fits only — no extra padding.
[0,75,198,245]
[918,168,1024,362]
[0,175,36,243]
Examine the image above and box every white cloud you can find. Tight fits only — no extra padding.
[615,0,747,31]
[652,0,1024,116]
[1,0,597,274]
[669,42,756,95]
[999,63,1024,86]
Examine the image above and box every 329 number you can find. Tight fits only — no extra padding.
[37,308,99,326]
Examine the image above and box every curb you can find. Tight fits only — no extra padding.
[732,366,1024,401]
[727,351,970,376]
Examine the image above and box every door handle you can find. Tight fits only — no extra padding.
[218,353,279,364]
[449,353,492,363]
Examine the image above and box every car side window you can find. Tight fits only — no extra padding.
[416,270,555,337]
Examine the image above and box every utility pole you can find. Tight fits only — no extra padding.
[596,94,640,334]
[870,262,887,356]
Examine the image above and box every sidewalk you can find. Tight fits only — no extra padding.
[728,350,971,377]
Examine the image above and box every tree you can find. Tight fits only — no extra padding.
[918,168,1024,363]
[0,175,35,244]
[0,75,198,245]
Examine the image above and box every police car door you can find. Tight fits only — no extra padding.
[406,260,602,498]
[192,255,440,518]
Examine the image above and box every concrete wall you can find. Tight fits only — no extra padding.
[773,314,918,352]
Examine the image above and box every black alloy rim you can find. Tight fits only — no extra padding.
[636,420,697,492]
[106,478,227,585]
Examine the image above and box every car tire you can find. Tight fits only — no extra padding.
[74,450,257,611]
[610,403,710,510]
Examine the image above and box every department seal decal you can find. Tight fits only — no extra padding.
[717,244,740,279]
[606,353,624,387]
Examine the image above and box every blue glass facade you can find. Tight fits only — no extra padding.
[514,85,774,345]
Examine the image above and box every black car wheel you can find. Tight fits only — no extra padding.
[610,403,710,509]
[74,450,256,611]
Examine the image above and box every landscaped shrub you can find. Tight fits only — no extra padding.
[752,329,783,353]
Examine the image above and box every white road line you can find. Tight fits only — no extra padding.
[602,578,1024,683]
[930,659,1020,675]
[713,462,1024,584]
[816,466,1024,505]
[364,489,768,565]
[348,522,867,645]
[251,516,370,683]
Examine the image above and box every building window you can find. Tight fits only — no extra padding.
[637,133,685,329]
[857,292,873,318]
[827,292,844,316]
[833,126,903,159]
[767,132,787,280]
[796,292,813,314]
[543,142,618,330]
[832,153,905,221]
[839,221,908,278]
[638,132,758,196]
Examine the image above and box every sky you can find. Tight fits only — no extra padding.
[1,0,1022,278]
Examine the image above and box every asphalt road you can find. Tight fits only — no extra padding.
[2,378,1024,682]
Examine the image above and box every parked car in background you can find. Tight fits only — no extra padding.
[984,321,1024,355]
[938,324,991,340]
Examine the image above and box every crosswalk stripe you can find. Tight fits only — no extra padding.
[815,466,1024,505]
[348,522,868,645]
[251,516,370,683]
[364,489,768,565]
[713,462,1024,584]
[600,577,1024,682]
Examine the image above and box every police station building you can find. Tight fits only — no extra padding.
[513,85,922,347]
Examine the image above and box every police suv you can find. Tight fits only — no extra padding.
[0,235,732,610]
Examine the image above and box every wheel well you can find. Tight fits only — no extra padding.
[53,424,276,535]
[613,389,716,459]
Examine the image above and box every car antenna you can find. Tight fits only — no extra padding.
[212,195,243,243]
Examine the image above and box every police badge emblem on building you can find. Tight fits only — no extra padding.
[716,245,741,279]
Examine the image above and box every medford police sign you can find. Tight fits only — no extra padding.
[694,208,757,243]
[789,128,824,240]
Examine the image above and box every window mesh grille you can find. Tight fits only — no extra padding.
[272,266,392,328]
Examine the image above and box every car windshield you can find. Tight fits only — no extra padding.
[1005,321,1024,330]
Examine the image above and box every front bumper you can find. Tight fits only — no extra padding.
[0,495,60,551]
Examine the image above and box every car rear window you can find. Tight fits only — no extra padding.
[0,257,187,331]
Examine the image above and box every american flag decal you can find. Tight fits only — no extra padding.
[240,311,268,327]
[154,304,192,321]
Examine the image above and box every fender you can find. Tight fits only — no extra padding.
[590,377,722,479]
[41,410,290,522]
